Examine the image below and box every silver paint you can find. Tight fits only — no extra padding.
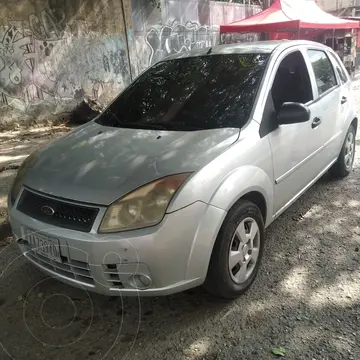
[9,40,356,296]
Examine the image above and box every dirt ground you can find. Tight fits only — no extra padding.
[1,88,360,360]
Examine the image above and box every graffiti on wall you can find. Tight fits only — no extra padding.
[145,21,213,65]
[0,7,130,114]
[220,32,260,45]
[103,49,128,77]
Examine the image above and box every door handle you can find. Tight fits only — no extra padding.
[341,96,347,104]
[312,117,322,129]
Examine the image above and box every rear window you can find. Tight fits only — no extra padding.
[329,52,349,84]
[96,53,269,131]
[307,50,338,96]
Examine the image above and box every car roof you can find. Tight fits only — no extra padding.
[164,40,330,61]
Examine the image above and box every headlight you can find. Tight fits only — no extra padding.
[99,173,192,233]
[10,151,38,204]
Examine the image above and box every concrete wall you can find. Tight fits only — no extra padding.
[130,0,261,76]
[0,0,133,127]
[316,0,360,12]
[316,0,338,11]
[0,0,260,127]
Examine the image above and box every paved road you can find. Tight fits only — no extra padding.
[1,90,360,360]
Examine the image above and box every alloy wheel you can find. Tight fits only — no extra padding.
[228,217,261,284]
[344,131,355,171]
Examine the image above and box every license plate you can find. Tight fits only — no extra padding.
[26,230,62,263]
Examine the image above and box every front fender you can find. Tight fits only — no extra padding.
[185,165,274,283]
[209,165,274,227]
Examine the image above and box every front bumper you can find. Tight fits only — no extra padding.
[9,190,226,296]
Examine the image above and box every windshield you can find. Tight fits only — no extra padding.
[96,53,269,131]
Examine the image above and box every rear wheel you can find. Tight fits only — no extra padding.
[329,124,356,178]
[204,200,264,299]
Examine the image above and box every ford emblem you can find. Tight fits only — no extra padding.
[41,205,55,216]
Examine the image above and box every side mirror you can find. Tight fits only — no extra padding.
[277,102,310,125]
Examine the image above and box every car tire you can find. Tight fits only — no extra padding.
[329,124,356,178]
[204,200,265,299]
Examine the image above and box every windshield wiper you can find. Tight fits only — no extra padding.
[98,110,126,127]
[98,112,203,131]
[121,122,168,130]
[132,122,203,131]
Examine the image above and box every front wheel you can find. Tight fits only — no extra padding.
[204,200,265,299]
[329,124,356,178]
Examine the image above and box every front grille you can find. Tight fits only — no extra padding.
[17,189,99,232]
[23,241,94,285]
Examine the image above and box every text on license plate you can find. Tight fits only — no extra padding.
[26,230,62,263]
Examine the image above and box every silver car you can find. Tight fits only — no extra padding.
[8,40,357,299]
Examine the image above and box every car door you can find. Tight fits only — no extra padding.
[327,50,352,154]
[304,48,342,164]
[261,48,326,215]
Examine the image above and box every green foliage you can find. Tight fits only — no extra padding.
[271,347,286,357]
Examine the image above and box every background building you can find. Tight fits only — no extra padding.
[316,0,360,17]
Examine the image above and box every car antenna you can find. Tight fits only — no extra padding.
[207,47,212,55]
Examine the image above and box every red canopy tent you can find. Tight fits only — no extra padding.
[220,0,360,34]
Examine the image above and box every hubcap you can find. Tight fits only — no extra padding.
[228,217,260,284]
[344,131,355,171]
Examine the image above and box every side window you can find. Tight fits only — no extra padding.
[271,50,313,113]
[307,50,338,95]
[329,52,349,84]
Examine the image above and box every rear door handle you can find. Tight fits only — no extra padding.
[341,96,347,104]
[312,117,322,129]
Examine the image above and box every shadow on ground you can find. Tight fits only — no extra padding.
[0,165,359,360]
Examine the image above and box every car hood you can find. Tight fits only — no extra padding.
[24,121,239,205]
